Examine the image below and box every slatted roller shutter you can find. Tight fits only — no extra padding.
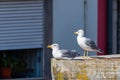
[0,0,44,50]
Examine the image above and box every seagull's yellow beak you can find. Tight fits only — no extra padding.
[74,32,78,34]
[47,45,52,48]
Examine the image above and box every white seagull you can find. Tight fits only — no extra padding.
[47,43,79,59]
[74,29,102,56]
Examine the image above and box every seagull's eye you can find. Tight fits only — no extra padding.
[78,30,83,33]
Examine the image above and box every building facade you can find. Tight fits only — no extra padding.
[0,0,119,79]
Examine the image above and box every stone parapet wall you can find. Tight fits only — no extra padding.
[51,58,120,80]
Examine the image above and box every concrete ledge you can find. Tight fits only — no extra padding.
[51,57,120,80]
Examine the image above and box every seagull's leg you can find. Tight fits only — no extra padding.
[86,51,91,59]
[86,51,88,56]
[81,51,91,59]
[83,50,86,56]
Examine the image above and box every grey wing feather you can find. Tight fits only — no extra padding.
[60,50,79,58]
[85,39,99,50]
[70,50,80,57]
[60,50,71,57]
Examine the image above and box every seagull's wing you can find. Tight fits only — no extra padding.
[60,49,70,57]
[60,49,78,58]
[70,50,80,57]
[85,39,99,50]
[60,49,80,58]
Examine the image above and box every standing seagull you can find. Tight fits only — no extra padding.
[74,29,102,56]
[47,43,79,59]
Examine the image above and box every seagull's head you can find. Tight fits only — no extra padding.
[47,43,59,50]
[74,29,84,37]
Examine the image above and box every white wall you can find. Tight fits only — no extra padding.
[53,0,98,56]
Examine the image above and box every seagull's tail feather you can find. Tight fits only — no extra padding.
[97,49,103,53]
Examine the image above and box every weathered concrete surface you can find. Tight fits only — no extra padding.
[51,58,120,80]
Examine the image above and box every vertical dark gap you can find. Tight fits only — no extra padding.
[44,0,53,79]
[107,0,113,54]
[117,0,120,53]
